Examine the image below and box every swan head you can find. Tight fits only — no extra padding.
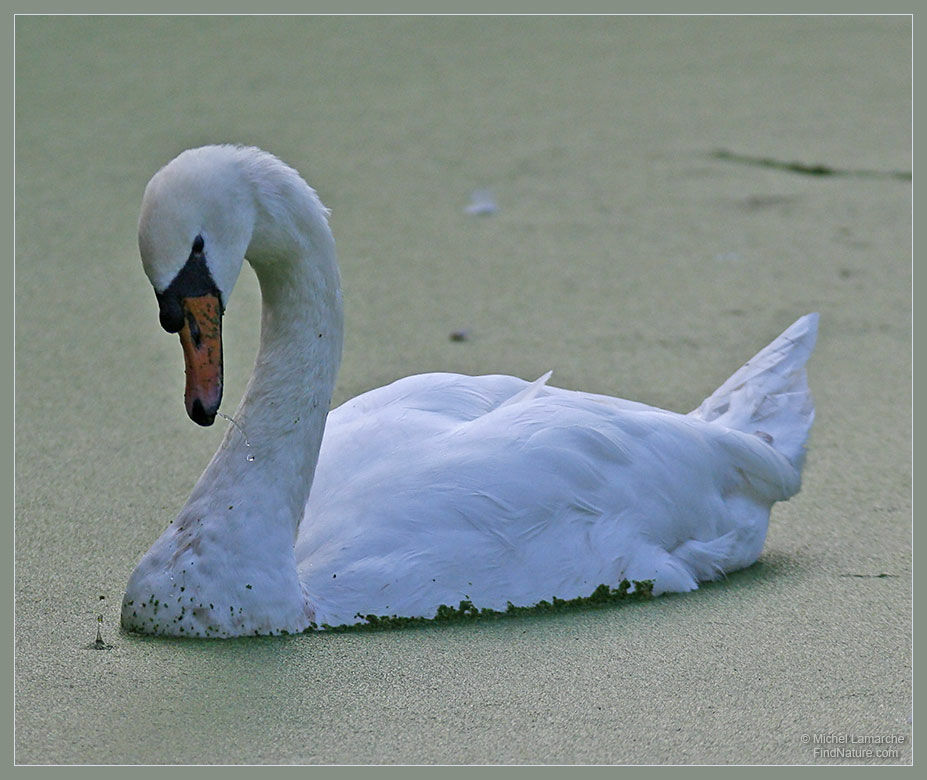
[138,144,337,428]
[138,146,259,426]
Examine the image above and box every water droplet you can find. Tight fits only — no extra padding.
[217,412,255,462]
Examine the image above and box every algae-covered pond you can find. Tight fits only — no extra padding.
[14,16,911,764]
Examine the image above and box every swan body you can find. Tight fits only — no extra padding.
[122,145,817,637]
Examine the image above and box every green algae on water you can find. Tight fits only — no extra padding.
[318,579,654,633]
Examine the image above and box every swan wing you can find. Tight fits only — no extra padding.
[297,373,797,626]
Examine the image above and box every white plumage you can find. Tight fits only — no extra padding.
[122,145,817,637]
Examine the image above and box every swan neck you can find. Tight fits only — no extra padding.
[194,226,343,537]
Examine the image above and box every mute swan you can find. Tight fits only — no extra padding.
[122,144,817,638]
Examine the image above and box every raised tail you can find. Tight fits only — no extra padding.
[691,313,818,470]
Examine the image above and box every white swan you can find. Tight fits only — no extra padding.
[122,144,817,637]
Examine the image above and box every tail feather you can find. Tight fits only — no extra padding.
[691,313,818,469]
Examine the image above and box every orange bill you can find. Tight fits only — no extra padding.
[178,294,223,426]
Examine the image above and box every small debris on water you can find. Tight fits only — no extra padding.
[465,189,498,216]
[87,614,113,650]
[450,330,471,342]
[840,572,897,579]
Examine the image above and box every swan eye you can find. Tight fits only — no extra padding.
[192,235,205,255]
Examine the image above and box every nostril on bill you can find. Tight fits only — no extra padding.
[185,309,203,349]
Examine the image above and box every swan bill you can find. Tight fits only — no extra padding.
[178,294,223,426]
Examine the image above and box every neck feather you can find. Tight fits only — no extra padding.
[185,179,343,539]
